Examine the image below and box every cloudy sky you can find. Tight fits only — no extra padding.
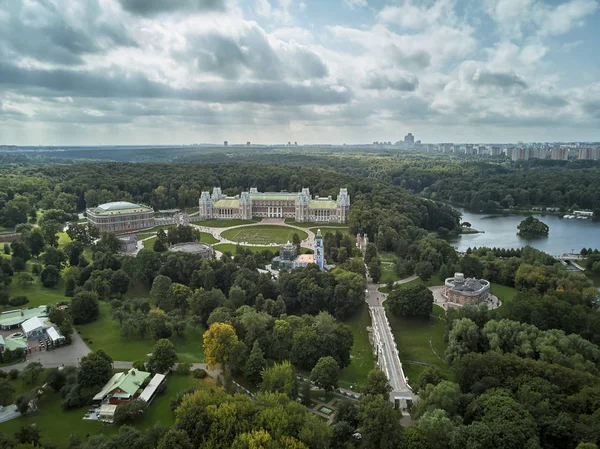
[1,0,599,145]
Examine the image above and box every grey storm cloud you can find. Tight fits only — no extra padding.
[472,69,528,89]
[192,28,328,81]
[0,63,351,106]
[118,0,226,16]
[0,0,136,65]
[363,73,419,91]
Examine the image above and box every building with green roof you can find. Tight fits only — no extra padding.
[93,368,151,405]
[86,201,154,234]
[199,187,350,223]
[0,306,48,330]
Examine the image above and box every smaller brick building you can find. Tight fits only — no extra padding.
[444,272,490,306]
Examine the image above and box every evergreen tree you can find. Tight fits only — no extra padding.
[244,341,266,386]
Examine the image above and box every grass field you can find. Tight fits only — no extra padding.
[199,232,219,244]
[0,373,209,447]
[339,304,374,390]
[214,243,278,255]
[385,304,452,386]
[221,225,308,245]
[490,283,518,308]
[0,225,15,235]
[77,302,206,362]
[142,236,157,249]
[8,273,66,308]
[380,263,400,284]
[196,219,258,227]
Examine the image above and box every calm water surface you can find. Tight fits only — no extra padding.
[448,208,600,255]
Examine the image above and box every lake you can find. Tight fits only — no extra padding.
[448,208,600,255]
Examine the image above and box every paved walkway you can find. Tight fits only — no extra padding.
[365,274,419,404]
[0,332,219,377]
[0,330,91,372]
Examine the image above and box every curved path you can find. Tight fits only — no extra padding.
[193,218,319,250]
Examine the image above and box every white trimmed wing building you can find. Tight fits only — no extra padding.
[199,187,350,223]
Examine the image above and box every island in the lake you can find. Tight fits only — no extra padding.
[517,216,550,236]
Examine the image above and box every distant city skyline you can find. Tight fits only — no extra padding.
[1,0,599,145]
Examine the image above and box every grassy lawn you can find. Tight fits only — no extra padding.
[385,304,452,387]
[379,252,397,263]
[77,302,205,362]
[8,275,66,307]
[490,283,518,308]
[142,236,157,249]
[0,225,15,235]
[199,232,219,244]
[213,243,278,255]
[0,373,210,447]
[196,219,258,227]
[339,304,374,390]
[136,232,156,241]
[57,232,71,247]
[222,225,308,245]
[380,263,400,284]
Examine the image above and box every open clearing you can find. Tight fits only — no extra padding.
[0,374,210,447]
[222,225,308,245]
[385,304,452,386]
[77,302,206,363]
[339,303,375,390]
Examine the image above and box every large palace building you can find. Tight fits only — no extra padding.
[199,187,350,223]
[86,201,155,234]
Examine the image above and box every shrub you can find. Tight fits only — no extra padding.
[12,348,25,361]
[192,368,207,379]
[15,393,33,413]
[9,369,19,380]
[8,296,29,306]
[40,265,61,288]
[176,361,192,375]
[0,371,7,379]
[31,264,42,276]
[114,400,147,424]
[169,388,197,411]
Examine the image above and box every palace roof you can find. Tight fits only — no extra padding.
[250,192,299,201]
[88,201,153,216]
[310,199,337,209]
[214,199,240,208]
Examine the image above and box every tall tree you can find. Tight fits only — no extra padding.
[77,350,113,389]
[244,341,266,386]
[203,323,239,369]
[359,395,403,449]
[261,361,297,398]
[388,284,434,318]
[147,339,177,374]
[310,356,340,393]
[362,369,392,400]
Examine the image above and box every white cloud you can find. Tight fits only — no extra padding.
[0,0,598,144]
[537,0,598,37]
[255,0,272,17]
[484,0,598,40]
[378,0,457,29]
[344,0,368,9]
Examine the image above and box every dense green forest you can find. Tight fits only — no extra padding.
[2,155,600,448]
